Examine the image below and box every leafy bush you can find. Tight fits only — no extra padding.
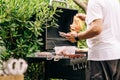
[0,0,58,60]
[0,0,59,80]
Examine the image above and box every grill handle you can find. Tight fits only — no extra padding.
[49,0,69,8]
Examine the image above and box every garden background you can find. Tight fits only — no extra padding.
[0,0,88,80]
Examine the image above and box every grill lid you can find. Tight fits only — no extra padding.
[43,7,78,51]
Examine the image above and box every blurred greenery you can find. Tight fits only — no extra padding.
[0,0,58,79]
[0,0,58,60]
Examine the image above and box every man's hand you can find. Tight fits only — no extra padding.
[65,31,78,43]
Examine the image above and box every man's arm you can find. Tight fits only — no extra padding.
[64,19,103,43]
[77,19,103,40]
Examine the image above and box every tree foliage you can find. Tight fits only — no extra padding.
[0,0,58,60]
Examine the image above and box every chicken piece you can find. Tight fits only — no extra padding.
[70,16,84,33]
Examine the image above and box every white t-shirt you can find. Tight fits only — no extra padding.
[86,0,120,61]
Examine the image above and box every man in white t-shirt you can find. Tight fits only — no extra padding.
[64,0,120,80]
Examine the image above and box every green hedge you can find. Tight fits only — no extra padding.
[0,0,58,60]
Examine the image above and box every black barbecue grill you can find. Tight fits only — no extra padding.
[27,1,87,80]
[42,6,78,51]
